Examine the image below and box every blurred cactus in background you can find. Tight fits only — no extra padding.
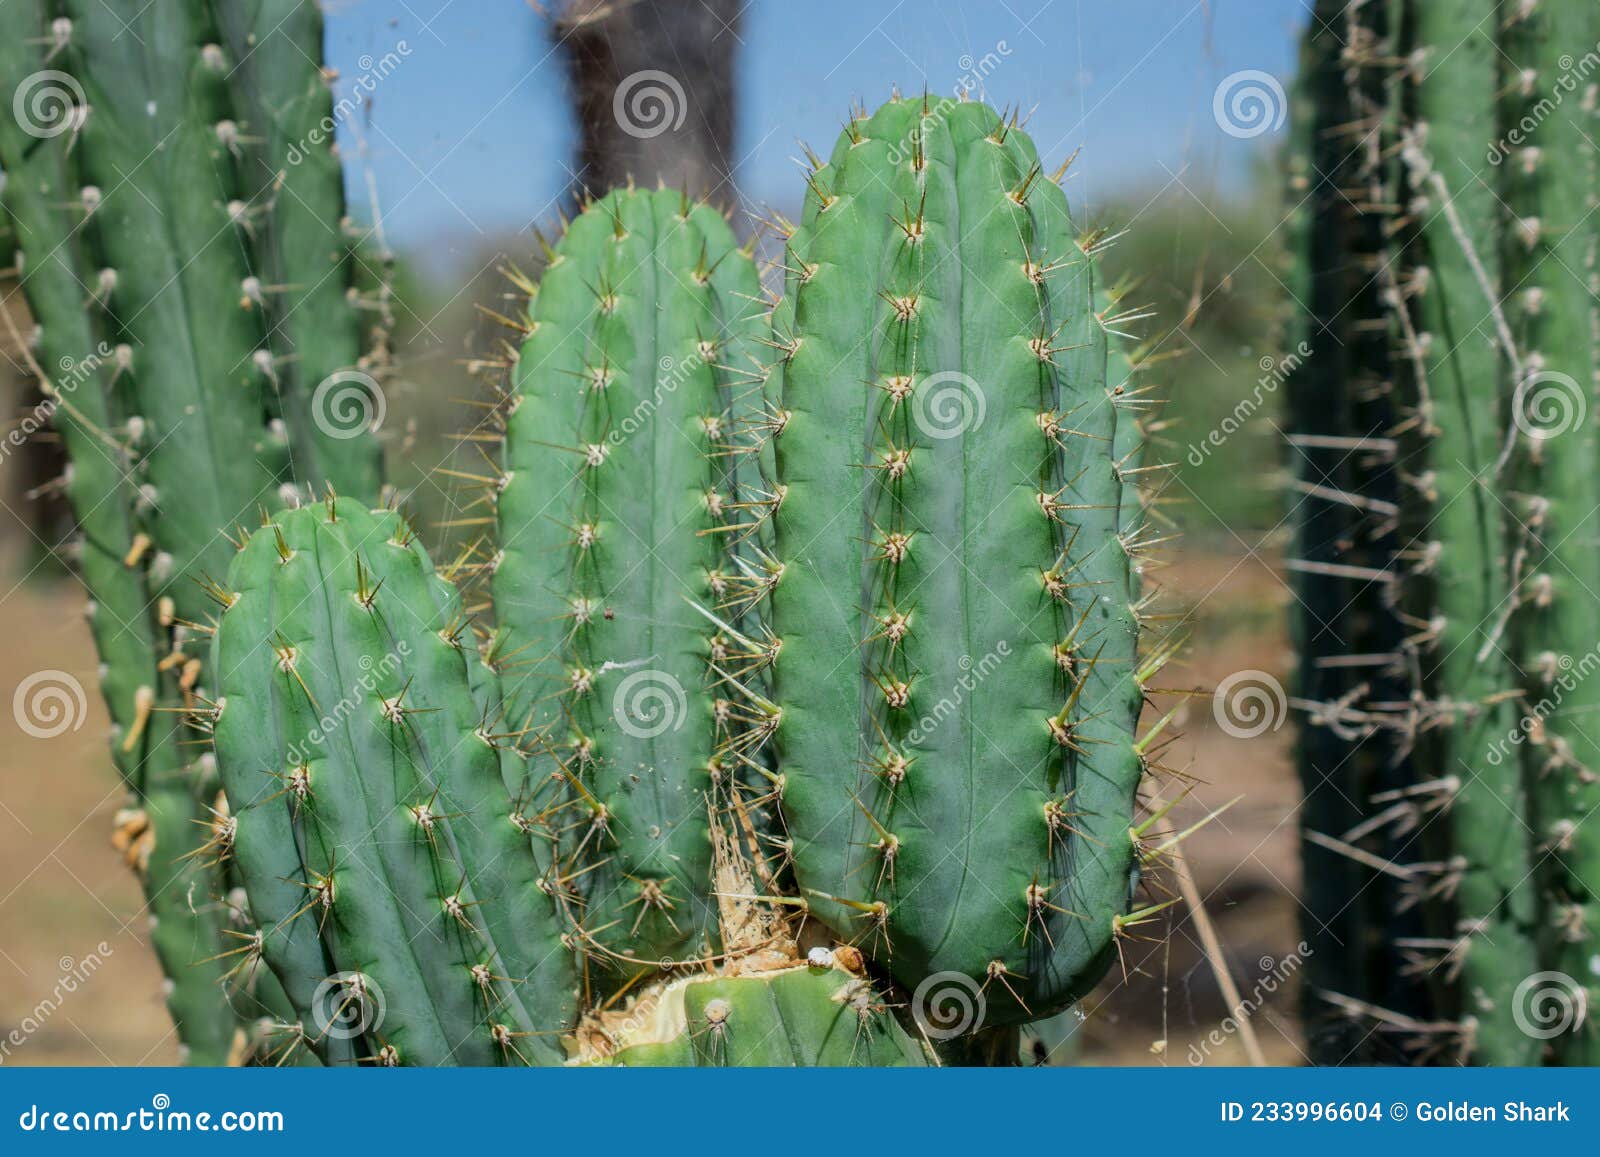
[1289,0,1599,1065]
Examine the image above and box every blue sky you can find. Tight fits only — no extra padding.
[324,0,1311,260]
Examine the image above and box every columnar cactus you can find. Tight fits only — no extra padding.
[1291,0,1598,1065]
[0,0,235,1066]
[492,186,767,990]
[765,95,1150,1024]
[0,0,384,1062]
[213,0,386,498]
[1285,0,1432,1064]
[211,498,576,1065]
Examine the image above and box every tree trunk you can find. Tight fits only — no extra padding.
[552,0,742,205]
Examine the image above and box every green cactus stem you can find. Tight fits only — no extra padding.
[0,0,235,1064]
[1498,0,1600,1066]
[765,95,1148,1026]
[211,497,577,1065]
[589,961,927,1067]
[492,186,766,992]
[213,0,387,498]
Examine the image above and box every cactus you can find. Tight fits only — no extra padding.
[213,0,387,497]
[0,0,238,1066]
[0,0,384,1062]
[9,50,1158,1058]
[211,498,576,1065]
[763,94,1151,1026]
[1291,0,1598,1064]
[1285,0,1432,1064]
[491,186,768,990]
[592,960,926,1067]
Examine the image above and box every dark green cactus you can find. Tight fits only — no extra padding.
[1292,0,1600,1065]
[765,95,1149,1025]
[0,0,235,1066]
[492,186,767,990]
[0,0,386,1063]
[1498,0,1600,1068]
[211,498,576,1065]
[214,0,387,497]
[1285,0,1433,1065]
